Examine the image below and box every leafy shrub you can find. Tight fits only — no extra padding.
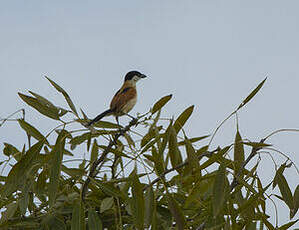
[0,77,298,229]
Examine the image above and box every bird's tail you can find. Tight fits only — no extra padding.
[87,109,113,126]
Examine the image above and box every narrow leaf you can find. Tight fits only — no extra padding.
[213,164,226,216]
[124,133,135,148]
[3,141,44,196]
[177,135,209,146]
[273,163,288,189]
[277,219,298,230]
[100,197,114,213]
[234,130,244,174]
[28,91,67,117]
[167,193,185,229]
[48,130,67,207]
[173,105,194,133]
[152,94,172,114]
[168,126,183,173]
[243,142,271,148]
[144,187,154,227]
[88,208,103,230]
[45,76,79,117]
[276,171,294,209]
[18,119,48,144]
[3,143,20,157]
[131,170,145,229]
[71,200,85,230]
[18,93,60,120]
[185,137,200,169]
[141,128,158,147]
[292,185,299,218]
[237,77,267,110]
[92,180,124,199]
[90,139,99,163]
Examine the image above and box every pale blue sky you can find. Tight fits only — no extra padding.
[1,1,299,226]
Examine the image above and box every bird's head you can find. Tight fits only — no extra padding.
[124,71,147,83]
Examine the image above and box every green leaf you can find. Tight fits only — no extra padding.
[80,108,88,120]
[61,165,85,179]
[18,93,60,120]
[131,170,145,229]
[92,120,120,129]
[197,146,230,171]
[276,171,294,209]
[124,133,135,148]
[100,197,114,213]
[277,219,298,230]
[88,208,103,230]
[45,76,79,117]
[144,187,154,228]
[19,181,30,215]
[177,135,209,146]
[173,105,194,133]
[90,139,99,163]
[292,185,299,218]
[141,128,159,147]
[185,136,200,170]
[152,94,172,114]
[28,91,68,117]
[151,146,165,175]
[237,77,267,110]
[3,141,44,196]
[184,180,209,208]
[36,168,48,195]
[168,126,183,173]
[243,142,271,148]
[1,202,18,222]
[273,163,288,189]
[71,200,85,230]
[3,143,20,157]
[18,119,48,144]
[41,214,66,230]
[213,164,226,216]
[91,179,124,199]
[70,131,116,150]
[166,193,185,229]
[48,130,67,207]
[234,130,244,174]
[260,214,275,230]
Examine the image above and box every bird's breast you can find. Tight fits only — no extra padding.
[122,96,137,113]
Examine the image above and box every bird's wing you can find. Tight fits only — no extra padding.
[110,86,136,113]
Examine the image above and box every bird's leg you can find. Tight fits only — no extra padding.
[115,116,122,133]
[124,113,137,122]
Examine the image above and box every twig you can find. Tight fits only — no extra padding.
[0,109,25,127]
[81,118,138,201]
[208,111,236,148]
[263,128,299,141]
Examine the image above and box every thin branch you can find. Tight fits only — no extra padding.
[81,118,139,201]
[208,111,236,148]
[0,109,25,127]
[263,128,299,141]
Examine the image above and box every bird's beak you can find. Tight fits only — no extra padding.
[140,74,147,78]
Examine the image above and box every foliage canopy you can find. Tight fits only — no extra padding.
[0,77,298,229]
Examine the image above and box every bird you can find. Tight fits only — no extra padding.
[87,70,147,127]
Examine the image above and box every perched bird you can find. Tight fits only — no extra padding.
[87,71,147,127]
